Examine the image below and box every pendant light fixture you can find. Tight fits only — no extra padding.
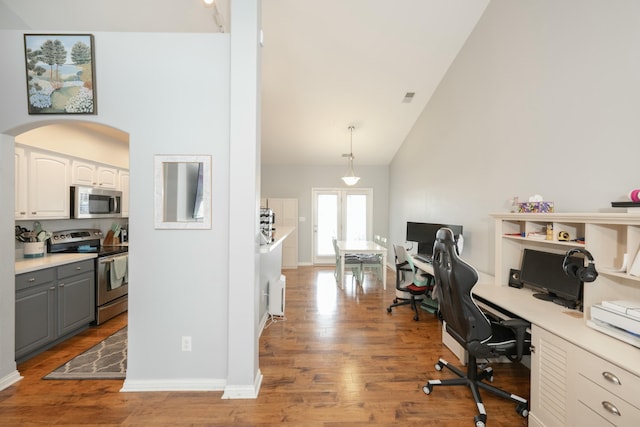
[341,125,360,186]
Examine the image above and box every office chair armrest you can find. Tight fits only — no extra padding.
[499,319,530,361]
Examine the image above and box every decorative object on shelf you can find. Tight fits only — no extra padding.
[341,125,360,186]
[24,34,96,115]
[546,223,553,240]
[517,194,554,213]
[558,230,570,241]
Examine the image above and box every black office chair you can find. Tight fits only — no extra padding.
[387,244,432,321]
[422,228,530,427]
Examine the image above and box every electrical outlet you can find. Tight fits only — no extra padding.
[181,336,192,352]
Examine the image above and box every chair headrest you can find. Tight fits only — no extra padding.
[436,227,456,244]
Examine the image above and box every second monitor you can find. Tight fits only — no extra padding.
[406,221,463,257]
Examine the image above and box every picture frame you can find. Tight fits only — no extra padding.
[23,34,97,114]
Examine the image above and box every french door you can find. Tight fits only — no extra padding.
[312,188,373,264]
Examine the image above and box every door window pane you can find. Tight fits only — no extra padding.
[316,194,337,257]
[346,194,366,241]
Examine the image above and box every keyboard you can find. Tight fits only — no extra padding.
[413,254,432,264]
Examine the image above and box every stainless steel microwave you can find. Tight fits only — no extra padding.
[70,186,122,219]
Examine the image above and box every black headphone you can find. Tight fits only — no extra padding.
[563,248,598,282]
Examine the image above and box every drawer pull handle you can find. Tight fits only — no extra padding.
[76,267,82,270]
[602,371,621,385]
[28,278,35,282]
[602,401,621,416]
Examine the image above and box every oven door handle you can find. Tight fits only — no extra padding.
[99,256,124,264]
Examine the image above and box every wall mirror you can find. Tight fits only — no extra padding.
[154,155,212,229]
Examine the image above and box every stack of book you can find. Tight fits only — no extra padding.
[611,201,640,212]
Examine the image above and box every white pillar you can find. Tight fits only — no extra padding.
[224,0,263,398]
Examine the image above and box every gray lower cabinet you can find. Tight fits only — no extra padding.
[15,259,95,362]
[15,269,56,359]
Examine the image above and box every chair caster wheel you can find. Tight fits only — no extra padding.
[435,363,443,371]
[413,314,419,321]
[422,384,432,395]
[474,415,486,427]
[393,298,398,304]
[387,307,392,313]
[516,404,529,418]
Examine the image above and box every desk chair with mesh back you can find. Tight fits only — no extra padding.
[422,228,530,427]
[386,244,432,321]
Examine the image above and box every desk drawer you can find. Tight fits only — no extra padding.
[575,347,640,408]
[577,374,640,426]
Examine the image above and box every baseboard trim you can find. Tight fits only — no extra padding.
[0,370,23,391]
[120,378,225,392]
[222,369,263,399]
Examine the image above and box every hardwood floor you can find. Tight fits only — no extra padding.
[0,266,530,426]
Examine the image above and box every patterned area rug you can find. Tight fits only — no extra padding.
[44,327,127,380]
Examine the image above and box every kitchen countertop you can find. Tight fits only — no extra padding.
[15,253,97,275]
[260,226,295,254]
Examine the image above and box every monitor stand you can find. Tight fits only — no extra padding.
[532,292,554,302]
[533,292,577,309]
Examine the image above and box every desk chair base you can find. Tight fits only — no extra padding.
[387,294,424,321]
[423,357,528,427]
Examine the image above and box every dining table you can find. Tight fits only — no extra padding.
[335,240,387,289]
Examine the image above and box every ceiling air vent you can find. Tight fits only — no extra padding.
[402,92,415,103]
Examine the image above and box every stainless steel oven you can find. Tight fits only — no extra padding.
[48,228,128,325]
[96,252,128,325]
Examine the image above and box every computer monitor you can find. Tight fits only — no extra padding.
[519,249,583,308]
[406,222,463,256]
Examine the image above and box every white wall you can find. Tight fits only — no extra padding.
[261,164,389,264]
[0,30,237,390]
[389,0,640,275]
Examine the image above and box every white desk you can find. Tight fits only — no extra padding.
[336,240,387,290]
[413,254,640,375]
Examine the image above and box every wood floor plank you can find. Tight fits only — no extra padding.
[0,266,529,426]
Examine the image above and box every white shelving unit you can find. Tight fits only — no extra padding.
[491,212,640,426]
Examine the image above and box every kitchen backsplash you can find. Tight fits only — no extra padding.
[14,217,128,251]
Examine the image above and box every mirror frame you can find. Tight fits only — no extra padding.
[154,154,212,229]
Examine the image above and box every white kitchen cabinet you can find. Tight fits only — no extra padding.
[96,166,118,188]
[71,160,118,188]
[14,146,28,218]
[24,149,70,219]
[118,169,129,217]
[266,198,298,269]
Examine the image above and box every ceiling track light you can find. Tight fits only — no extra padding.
[341,125,360,186]
[203,0,226,33]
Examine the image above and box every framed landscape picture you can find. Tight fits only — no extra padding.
[24,34,97,114]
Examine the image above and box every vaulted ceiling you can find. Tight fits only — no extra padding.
[1,0,489,166]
